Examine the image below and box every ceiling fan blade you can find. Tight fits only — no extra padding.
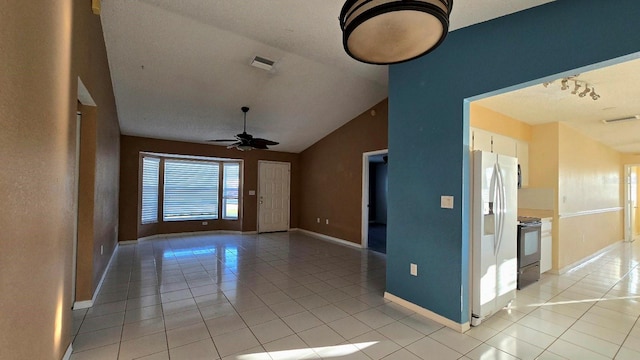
[226,142,242,149]
[251,138,279,146]
[249,142,269,150]
[207,139,237,142]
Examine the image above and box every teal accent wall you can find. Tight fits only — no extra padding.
[386,0,640,324]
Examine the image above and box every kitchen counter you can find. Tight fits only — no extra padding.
[518,208,553,221]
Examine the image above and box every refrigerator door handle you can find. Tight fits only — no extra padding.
[495,162,506,253]
[491,163,500,255]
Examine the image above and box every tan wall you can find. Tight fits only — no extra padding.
[469,103,532,142]
[119,136,300,240]
[1,2,75,358]
[299,100,388,244]
[73,6,121,302]
[1,2,120,356]
[558,123,621,214]
[555,123,623,269]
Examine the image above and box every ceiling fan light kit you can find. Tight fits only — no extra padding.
[208,107,279,151]
[339,0,453,65]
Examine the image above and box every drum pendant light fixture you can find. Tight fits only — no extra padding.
[339,0,453,65]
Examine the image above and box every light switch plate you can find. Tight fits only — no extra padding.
[441,195,454,209]
[249,190,256,196]
[410,263,418,276]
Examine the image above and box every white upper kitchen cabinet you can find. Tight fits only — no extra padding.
[470,127,529,188]
[491,133,517,157]
[471,128,492,152]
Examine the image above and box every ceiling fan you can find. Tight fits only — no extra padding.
[208,106,279,151]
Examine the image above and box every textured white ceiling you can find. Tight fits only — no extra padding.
[101,0,555,153]
[475,57,640,154]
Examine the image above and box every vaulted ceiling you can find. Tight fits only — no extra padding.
[101,0,554,153]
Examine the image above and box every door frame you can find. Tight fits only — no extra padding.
[361,149,388,247]
[71,111,81,305]
[257,160,291,233]
[624,164,639,242]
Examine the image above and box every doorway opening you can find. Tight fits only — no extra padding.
[625,164,639,242]
[362,149,388,253]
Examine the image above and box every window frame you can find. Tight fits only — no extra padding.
[222,162,241,220]
[140,156,160,224]
[139,152,242,225]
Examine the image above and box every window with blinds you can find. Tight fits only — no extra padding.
[163,159,219,221]
[223,163,240,219]
[141,157,160,224]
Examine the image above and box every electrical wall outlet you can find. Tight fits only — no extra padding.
[410,263,418,276]
[317,218,320,223]
[325,219,329,225]
[249,190,256,196]
[202,221,208,226]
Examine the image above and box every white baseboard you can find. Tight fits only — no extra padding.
[384,292,470,333]
[118,240,138,245]
[72,300,93,310]
[553,240,623,275]
[62,343,72,360]
[73,242,119,310]
[294,229,362,249]
[136,230,247,243]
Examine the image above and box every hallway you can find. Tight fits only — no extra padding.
[71,233,640,359]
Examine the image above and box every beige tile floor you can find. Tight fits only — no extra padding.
[71,232,640,359]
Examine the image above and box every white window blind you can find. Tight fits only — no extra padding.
[141,157,160,224]
[163,159,219,221]
[223,163,240,220]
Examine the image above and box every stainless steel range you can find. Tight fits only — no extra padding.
[517,216,542,289]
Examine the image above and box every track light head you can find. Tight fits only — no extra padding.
[571,81,581,94]
[590,88,600,100]
[579,86,590,97]
[561,78,569,90]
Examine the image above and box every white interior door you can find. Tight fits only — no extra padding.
[258,161,290,233]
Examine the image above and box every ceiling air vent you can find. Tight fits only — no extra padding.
[250,56,275,71]
[602,115,640,124]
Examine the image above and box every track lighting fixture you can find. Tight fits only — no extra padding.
[542,75,600,100]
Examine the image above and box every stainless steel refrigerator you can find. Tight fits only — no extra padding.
[471,150,518,326]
